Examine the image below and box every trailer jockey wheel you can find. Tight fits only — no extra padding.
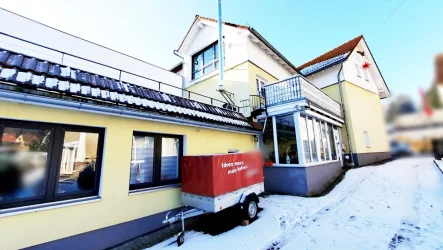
[177,232,185,247]
[242,195,258,221]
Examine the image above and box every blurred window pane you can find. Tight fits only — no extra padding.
[130,135,154,185]
[0,119,104,210]
[0,127,51,202]
[160,138,179,181]
[57,132,100,194]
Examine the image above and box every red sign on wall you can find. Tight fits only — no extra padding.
[181,151,264,197]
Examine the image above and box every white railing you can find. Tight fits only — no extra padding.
[264,76,342,118]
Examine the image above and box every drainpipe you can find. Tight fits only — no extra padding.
[173,50,184,60]
[337,63,354,167]
[217,0,225,90]
[173,49,186,92]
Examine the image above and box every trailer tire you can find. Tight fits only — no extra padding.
[177,232,185,247]
[242,195,258,221]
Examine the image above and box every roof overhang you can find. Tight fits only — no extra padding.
[177,15,300,75]
[358,37,391,99]
[248,28,300,75]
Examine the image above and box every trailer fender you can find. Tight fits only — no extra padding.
[240,191,259,204]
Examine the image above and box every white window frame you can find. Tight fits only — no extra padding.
[355,63,362,78]
[256,76,267,97]
[364,131,371,148]
[269,112,342,168]
[191,42,220,80]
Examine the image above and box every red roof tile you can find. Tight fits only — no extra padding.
[297,35,363,71]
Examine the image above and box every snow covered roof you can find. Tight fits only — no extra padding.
[0,48,254,130]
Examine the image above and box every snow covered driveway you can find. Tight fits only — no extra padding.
[150,157,443,250]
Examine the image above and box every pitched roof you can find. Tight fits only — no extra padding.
[297,35,363,76]
[0,48,255,130]
[177,15,300,74]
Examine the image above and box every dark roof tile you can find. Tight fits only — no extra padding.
[48,64,61,76]
[0,50,10,64]
[6,54,24,67]
[21,57,37,71]
[0,48,253,129]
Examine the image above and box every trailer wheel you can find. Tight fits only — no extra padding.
[242,196,258,221]
[177,232,185,247]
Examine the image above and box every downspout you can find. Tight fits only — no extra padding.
[337,63,354,167]
[173,50,184,60]
[173,49,186,92]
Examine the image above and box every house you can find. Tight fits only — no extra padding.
[0,10,259,250]
[172,15,298,116]
[298,35,391,166]
[172,16,391,196]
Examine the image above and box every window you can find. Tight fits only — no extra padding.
[129,132,183,190]
[192,42,220,80]
[321,122,330,161]
[328,124,337,160]
[258,118,275,164]
[276,114,298,164]
[364,131,371,148]
[299,116,311,163]
[355,63,362,78]
[0,119,104,210]
[256,76,267,97]
[315,119,325,160]
[307,118,318,162]
[363,67,370,82]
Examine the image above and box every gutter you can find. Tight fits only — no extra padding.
[337,63,354,166]
[0,90,261,135]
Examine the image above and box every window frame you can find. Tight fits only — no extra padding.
[129,132,183,191]
[0,118,105,210]
[192,42,220,80]
[355,63,362,78]
[364,131,371,148]
[256,76,267,97]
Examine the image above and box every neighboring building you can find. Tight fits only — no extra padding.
[172,17,391,196]
[0,10,259,250]
[388,110,443,153]
[298,35,391,166]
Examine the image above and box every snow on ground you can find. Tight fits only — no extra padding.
[150,157,443,250]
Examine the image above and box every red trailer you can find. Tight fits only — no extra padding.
[163,151,264,246]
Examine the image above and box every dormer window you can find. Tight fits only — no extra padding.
[192,42,219,80]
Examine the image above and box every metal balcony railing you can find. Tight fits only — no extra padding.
[264,76,342,117]
[239,95,265,117]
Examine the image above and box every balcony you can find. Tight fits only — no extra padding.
[264,76,342,118]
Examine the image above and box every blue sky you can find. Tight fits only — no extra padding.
[0,0,442,105]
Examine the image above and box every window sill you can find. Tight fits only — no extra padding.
[129,183,181,196]
[267,160,341,168]
[0,196,101,218]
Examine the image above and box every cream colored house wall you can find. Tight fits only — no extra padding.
[322,82,389,154]
[0,101,255,250]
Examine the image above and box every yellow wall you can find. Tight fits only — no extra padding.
[322,82,389,154]
[185,61,278,112]
[247,62,278,96]
[186,62,250,107]
[0,100,256,250]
